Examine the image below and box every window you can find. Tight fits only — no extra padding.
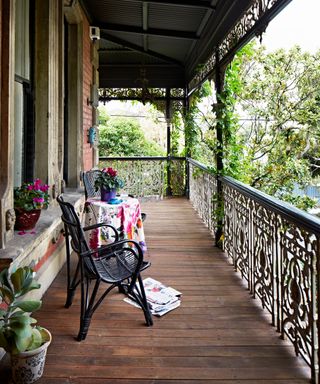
[14,0,34,185]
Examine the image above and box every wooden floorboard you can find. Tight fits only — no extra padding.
[0,197,311,383]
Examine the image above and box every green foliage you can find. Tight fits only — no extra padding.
[231,44,320,209]
[189,43,320,211]
[171,110,185,156]
[14,179,50,212]
[0,266,49,354]
[183,81,216,167]
[218,43,255,178]
[99,117,165,156]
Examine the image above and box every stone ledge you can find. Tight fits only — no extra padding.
[0,190,84,270]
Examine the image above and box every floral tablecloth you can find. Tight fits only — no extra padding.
[85,196,147,252]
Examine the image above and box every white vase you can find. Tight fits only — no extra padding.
[11,328,52,384]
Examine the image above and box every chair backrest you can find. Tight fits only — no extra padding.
[57,195,89,255]
[82,169,101,199]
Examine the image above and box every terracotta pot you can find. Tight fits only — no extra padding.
[14,209,41,231]
[100,188,116,202]
[11,328,52,384]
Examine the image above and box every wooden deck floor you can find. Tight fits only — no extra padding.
[1,197,311,383]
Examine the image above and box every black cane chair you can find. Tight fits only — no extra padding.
[82,169,100,199]
[57,195,153,341]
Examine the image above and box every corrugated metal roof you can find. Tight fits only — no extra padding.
[79,0,292,89]
[148,4,207,32]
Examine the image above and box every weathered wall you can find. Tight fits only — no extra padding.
[0,0,15,248]
[83,15,93,170]
[0,0,96,277]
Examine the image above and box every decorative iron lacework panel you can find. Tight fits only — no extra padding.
[99,88,167,99]
[170,88,185,98]
[218,0,278,61]
[280,222,318,370]
[189,0,283,91]
[223,184,251,288]
[99,159,165,199]
[252,203,278,320]
[171,100,184,115]
[170,159,186,196]
[221,177,320,381]
[189,163,217,235]
[222,183,235,263]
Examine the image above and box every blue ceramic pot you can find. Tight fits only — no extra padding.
[100,188,116,202]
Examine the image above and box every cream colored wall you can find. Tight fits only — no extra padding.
[0,0,15,248]
[34,0,64,198]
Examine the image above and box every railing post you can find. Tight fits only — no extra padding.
[166,88,172,196]
[214,53,226,246]
[315,237,320,384]
[184,94,190,198]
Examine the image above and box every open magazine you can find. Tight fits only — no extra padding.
[124,277,182,316]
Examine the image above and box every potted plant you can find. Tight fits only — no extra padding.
[14,179,50,230]
[0,265,51,384]
[94,167,125,202]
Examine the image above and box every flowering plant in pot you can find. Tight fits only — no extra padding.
[14,179,50,230]
[0,265,52,383]
[94,167,125,202]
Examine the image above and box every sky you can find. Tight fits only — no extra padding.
[261,0,320,52]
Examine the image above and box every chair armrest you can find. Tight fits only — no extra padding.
[90,239,144,267]
[83,222,119,242]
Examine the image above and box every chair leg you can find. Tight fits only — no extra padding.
[130,275,153,326]
[65,261,80,308]
[77,278,101,341]
[64,228,81,308]
[77,314,93,341]
[118,278,129,294]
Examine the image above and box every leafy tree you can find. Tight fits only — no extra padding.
[233,45,320,209]
[183,80,216,164]
[188,43,320,210]
[99,117,165,156]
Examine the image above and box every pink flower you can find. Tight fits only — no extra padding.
[27,185,34,190]
[33,178,42,186]
[107,167,117,177]
[40,185,49,192]
[33,197,44,203]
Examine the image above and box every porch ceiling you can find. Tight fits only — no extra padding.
[79,0,292,90]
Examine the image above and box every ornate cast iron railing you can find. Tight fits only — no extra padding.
[188,158,217,235]
[99,156,186,198]
[188,158,320,382]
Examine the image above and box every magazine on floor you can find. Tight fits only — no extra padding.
[124,277,182,316]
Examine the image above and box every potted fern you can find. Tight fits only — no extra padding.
[0,266,51,383]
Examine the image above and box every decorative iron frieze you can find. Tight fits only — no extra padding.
[99,87,185,114]
[99,87,167,101]
[170,88,185,98]
[189,0,285,91]
[188,55,216,93]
